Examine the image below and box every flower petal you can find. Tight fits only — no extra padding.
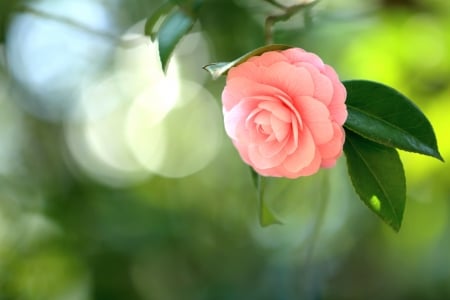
[227,61,260,79]
[258,138,288,158]
[248,51,288,67]
[258,101,291,122]
[222,78,287,111]
[294,62,334,106]
[271,148,320,178]
[270,114,290,141]
[318,123,345,162]
[296,96,334,145]
[248,143,287,169]
[224,99,257,141]
[296,149,321,176]
[260,62,315,98]
[329,101,348,126]
[253,110,270,125]
[322,65,348,124]
[282,128,316,173]
[282,48,325,70]
[232,140,251,165]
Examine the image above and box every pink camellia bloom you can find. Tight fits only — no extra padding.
[222,48,347,178]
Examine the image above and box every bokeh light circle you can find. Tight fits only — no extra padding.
[126,81,223,178]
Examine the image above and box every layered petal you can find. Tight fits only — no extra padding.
[282,128,316,173]
[282,48,325,70]
[221,47,347,179]
[222,77,287,111]
[318,123,345,165]
[224,99,258,142]
[259,61,315,98]
[248,51,289,67]
[248,143,288,169]
[295,96,333,145]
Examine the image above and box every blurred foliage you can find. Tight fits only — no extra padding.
[0,0,449,299]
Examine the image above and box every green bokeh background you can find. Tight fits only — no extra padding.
[0,0,449,299]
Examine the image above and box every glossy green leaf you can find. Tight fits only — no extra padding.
[203,44,291,80]
[157,9,195,72]
[343,80,443,161]
[344,131,406,231]
[144,2,175,41]
[250,168,282,227]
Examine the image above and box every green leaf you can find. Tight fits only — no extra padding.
[344,131,406,231]
[203,44,292,80]
[144,2,175,41]
[249,167,259,189]
[250,169,282,227]
[157,9,195,72]
[343,80,443,161]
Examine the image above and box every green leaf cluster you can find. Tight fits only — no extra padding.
[343,80,443,231]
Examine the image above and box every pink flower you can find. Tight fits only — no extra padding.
[222,48,347,178]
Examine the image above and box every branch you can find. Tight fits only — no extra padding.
[265,0,319,44]
[15,5,117,41]
[263,0,287,10]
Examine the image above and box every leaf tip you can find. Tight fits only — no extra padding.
[202,62,228,80]
[260,215,283,227]
[159,51,170,74]
[418,148,444,162]
[424,146,444,162]
[202,63,216,78]
[260,199,283,227]
[389,219,402,232]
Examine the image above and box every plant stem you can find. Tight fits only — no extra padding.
[257,175,265,211]
[264,0,319,44]
[264,0,287,10]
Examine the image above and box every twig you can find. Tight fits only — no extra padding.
[14,5,117,41]
[263,0,287,10]
[264,1,319,44]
